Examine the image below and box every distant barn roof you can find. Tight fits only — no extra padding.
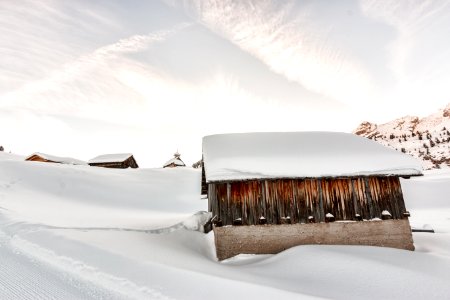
[163,157,185,167]
[26,152,86,165]
[88,153,134,164]
[163,152,186,168]
[202,132,423,182]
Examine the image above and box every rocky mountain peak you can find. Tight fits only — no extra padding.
[443,104,450,118]
[354,121,377,136]
[354,103,450,170]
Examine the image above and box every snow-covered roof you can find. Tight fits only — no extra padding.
[163,157,185,167]
[88,153,134,164]
[202,132,423,182]
[26,152,86,165]
[163,152,186,168]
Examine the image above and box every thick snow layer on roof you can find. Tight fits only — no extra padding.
[26,152,86,165]
[88,153,133,164]
[203,132,423,182]
[163,157,186,167]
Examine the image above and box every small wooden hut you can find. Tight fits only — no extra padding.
[88,153,138,169]
[25,152,86,165]
[202,132,423,260]
[163,152,186,168]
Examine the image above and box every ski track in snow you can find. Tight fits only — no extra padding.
[0,231,171,300]
[0,233,123,300]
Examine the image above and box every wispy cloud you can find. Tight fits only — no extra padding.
[0,1,124,93]
[3,0,450,166]
[360,0,450,80]
[359,0,450,115]
[169,0,374,106]
[0,25,188,121]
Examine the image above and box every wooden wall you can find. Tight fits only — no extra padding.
[26,155,54,163]
[208,177,407,226]
[201,164,207,195]
[89,156,139,169]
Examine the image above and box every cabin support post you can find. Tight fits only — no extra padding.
[364,178,375,219]
[208,183,212,213]
[260,181,266,221]
[226,183,231,225]
[318,179,325,222]
[291,180,298,223]
[350,179,359,219]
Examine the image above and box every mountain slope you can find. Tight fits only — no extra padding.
[354,103,450,169]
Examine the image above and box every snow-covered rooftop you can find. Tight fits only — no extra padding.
[88,153,134,164]
[26,152,86,165]
[163,152,186,168]
[202,132,423,182]
[163,157,186,167]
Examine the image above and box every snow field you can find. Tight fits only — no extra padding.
[0,152,449,299]
[0,159,203,229]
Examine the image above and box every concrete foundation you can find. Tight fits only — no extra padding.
[214,219,414,260]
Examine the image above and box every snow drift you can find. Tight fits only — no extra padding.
[0,151,449,299]
[0,156,204,229]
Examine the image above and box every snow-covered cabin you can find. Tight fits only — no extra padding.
[202,132,423,260]
[25,152,86,166]
[88,153,138,169]
[163,152,185,168]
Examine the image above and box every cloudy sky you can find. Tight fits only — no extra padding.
[1,0,450,167]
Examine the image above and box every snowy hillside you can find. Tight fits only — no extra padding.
[0,156,204,229]
[1,153,450,299]
[354,103,450,169]
[0,151,25,161]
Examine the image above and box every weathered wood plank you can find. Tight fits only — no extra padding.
[210,176,407,226]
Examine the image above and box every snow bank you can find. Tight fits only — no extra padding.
[402,169,450,233]
[203,132,423,182]
[0,160,204,229]
[0,151,25,161]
